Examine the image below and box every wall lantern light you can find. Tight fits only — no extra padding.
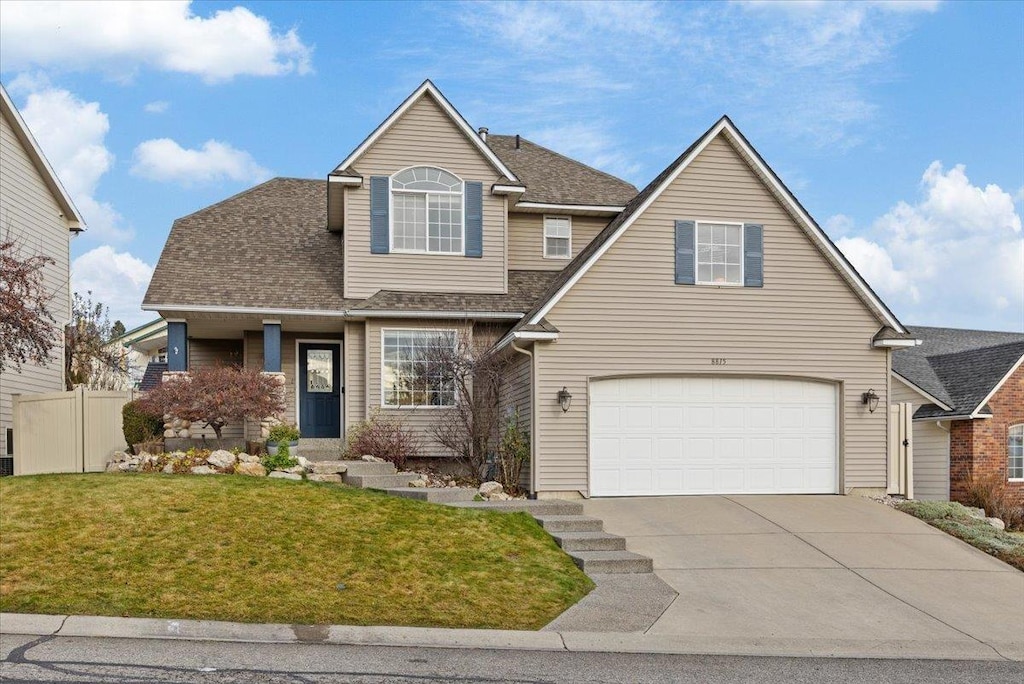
[557,387,573,413]
[861,389,879,413]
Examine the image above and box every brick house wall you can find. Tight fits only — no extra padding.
[949,363,1024,505]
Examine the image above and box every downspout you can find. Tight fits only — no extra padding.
[511,340,537,498]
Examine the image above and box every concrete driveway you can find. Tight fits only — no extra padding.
[581,495,1024,659]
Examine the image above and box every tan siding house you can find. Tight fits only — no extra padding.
[0,84,83,463]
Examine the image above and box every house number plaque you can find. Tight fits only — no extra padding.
[711,358,727,365]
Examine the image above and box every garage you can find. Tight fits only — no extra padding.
[589,376,838,496]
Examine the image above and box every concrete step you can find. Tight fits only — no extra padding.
[339,461,397,478]
[448,500,585,516]
[386,487,479,504]
[532,515,604,533]
[302,450,347,461]
[568,550,653,574]
[552,531,627,552]
[346,472,418,489]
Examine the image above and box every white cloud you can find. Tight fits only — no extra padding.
[16,84,132,242]
[531,122,642,182]
[835,162,1023,331]
[131,138,271,187]
[144,100,169,114]
[0,0,312,84]
[71,246,154,327]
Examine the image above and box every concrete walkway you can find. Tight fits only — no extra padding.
[581,495,1024,660]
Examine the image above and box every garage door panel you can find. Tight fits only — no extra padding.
[590,377,837,496]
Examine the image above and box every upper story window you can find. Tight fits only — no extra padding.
[544,216,572,259]
[696,222,743,286]
[1009,425,1023,480]
[391,167,464,254]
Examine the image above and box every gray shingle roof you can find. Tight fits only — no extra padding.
[486,135,637,206]
[894,326,1024,418]
[352,271,559,314]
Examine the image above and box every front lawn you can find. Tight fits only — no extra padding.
[0,474,592,629]
[896,500,1024,572]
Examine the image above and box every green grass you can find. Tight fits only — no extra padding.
[0,474,593,628]
[896,500,1024,572]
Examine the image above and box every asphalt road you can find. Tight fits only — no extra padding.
[2,634,1023,684]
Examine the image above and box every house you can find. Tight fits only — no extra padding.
[892,327,1024,503]
[144,80,915,499]
[0,83,85,472]
[106,318,168,390]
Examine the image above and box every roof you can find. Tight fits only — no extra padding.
[0,82,85,231]
[485,135,637,206]
[351,271,558,316]
[893,326,1024,419]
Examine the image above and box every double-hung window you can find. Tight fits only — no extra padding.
[543,216,572,259]
[391,167,464,254]
[696,222,743,285]
[1009,425,1024,480]
[382,329,457,407]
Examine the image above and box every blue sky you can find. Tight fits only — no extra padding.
[1,0,1021,331]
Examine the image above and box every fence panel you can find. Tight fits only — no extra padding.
[83,391,134,472]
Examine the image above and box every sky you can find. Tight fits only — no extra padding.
[1,0,1021,332]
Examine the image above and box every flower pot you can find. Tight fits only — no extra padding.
[267,440,299,457]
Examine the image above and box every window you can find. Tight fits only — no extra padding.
[382,329,457,407]
[1010,425,1024,480]
[391,167,463,254]
[696,222,743,285]
[544,216,572,259]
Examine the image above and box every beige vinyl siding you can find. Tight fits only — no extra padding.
[344,95,506,299]
[498,346,533,489]
[0,105,72,458]
[892,377,951,501]
[508,213,610,270]
[533,134,890,495]
[344,321,366,429]
[187,339,244,441]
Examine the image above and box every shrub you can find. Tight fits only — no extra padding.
[963,473,1024,531]
[122,400,163,453]
[262,443,298,471]
[345,410,420,470]
[267,423,300,444]
[495,409,530,496]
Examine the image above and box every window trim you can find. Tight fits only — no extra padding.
[543,215,573,260]
[1009,424,1024,482]
[380,327,459,409]
[388,165,466,256]
[694,220,745,287]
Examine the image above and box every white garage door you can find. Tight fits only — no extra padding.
[589,377,838,496]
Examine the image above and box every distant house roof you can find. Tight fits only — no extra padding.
[139,362,167,392]
[893,326,1024,419]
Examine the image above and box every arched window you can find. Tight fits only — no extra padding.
[1009,424,1024,481]
[391,167,464,254]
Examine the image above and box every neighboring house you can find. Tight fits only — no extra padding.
[144,80,914,499]
[0,83,85,468]
[892,327,1024,503]
[106,318,168,390]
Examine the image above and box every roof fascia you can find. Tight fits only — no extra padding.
[0,83,85,230]
[526,117,906,333]
[352,310,523,320]
[333,80,519,183]
[891,372,954,412]
[970,351,1024,417]
[514,201,625,215]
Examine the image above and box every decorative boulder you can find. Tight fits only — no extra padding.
[307,473,343,483]
[162,463,175,474]
[106,461,121,473]
[479,481,504,498]
[207,450,237,469]
[269,471,302,481]
[235,462,268,477]
[110,450,130,462]
[987,517,1006,531]
[238,453,260,464]
[190,465,217,475]
[308,461,348,475]
[361,454,385,463]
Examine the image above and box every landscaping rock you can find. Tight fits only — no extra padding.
[307,473,343,483]
[479,481,503,498]
[297,456,311,469]
[162,463,174,474]
[111,450,130,462]
[409,479,426,487]
[238,453,260,464]
[308,461,348,475]
[285,465,305,475]
[987,517,1006,531]
[965,506,987,520]
[235,462,267,477]
[207,450,237,469]
[269,471,302,481]
[105,461,120,473]
[190,465,217,475]
[361,454,385,462]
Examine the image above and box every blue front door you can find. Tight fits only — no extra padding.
[298,343,341,438]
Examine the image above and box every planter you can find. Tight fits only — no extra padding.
[267,440,299,457]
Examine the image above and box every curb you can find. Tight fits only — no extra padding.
[2,612,1018,661]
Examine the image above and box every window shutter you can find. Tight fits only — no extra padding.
[465,181,483,258]
[674,220,695,285]
[743,223,764,287]
[370,176,389,254]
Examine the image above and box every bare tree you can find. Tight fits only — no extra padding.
[64,291,127,390]
[0,230,59,375]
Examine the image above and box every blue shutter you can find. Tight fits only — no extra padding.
[743,223,764,287]
[263,323,282,373]
[370,176,389,254]
[464,181,483,258]
[674,220,695,285]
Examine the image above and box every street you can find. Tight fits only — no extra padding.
[2,634,1022,684]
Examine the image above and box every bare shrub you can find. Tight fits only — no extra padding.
[496,409,530,496]
[345,410,421,470]
[963,473,1024,531]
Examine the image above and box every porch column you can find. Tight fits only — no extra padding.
[166,320,188,372]
[263,320,282,373]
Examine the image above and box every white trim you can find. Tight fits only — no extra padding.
[543,215,573,260]
[379,327,458,409]
[262,319,282,325]
[1008,424,1024,481]
[694,220,745,287]
[355,310,523,320]
[525,118,905,333]
[388,166,466,256]
[874,339,921,348]
[514,201,625,214]
[328,175,362,186]
[147,303,524,320]
[295,339,345,440]
[513,331,558,341]
[892,372,954,412]
[492,184,527,195]
[145,303,350,317]
[971,353,1024,417]
[333,80,519,183]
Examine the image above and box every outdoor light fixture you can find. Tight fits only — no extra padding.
[861,389,879,413]
[557,387,572,413]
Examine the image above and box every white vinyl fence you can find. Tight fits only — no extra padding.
[12,387,133,475]
[888,401,914,499]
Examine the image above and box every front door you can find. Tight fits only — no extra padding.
[298,343,341,438]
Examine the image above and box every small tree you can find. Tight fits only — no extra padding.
[138,365,285,442]
[496,409,530,496]
[0,230,59,375]
[65,291,126,390]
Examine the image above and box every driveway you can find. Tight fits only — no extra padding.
[581,495,1024,659]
